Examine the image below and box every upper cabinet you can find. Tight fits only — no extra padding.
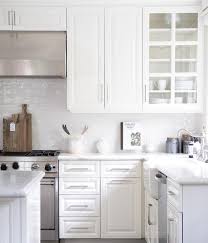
[67,7,105,113]
[143,7,203,113]
[67,6,142,113]
[0,7,13,30]
[104,7,142,113]
[0,7,66,31]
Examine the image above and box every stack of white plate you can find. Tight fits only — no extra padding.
[151,98,170,104]
[175,80,194,90]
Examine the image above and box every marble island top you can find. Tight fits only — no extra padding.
[0,171,44,197]
[145,156,208,185]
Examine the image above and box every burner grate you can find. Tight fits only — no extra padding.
[0,150,60,157]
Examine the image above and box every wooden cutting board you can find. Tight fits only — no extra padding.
[3,104,32,152]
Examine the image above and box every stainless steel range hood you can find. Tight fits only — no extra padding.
[0,31,66,78]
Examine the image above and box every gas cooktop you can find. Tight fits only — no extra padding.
[0,150,60,157]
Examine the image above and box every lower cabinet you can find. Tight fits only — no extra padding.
[145,191,158,243]
[167,203,182,243]
[101,178,141,238]
[59,160,142,239]
[60,217,100,238]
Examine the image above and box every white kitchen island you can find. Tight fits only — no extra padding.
[0,171,44,243]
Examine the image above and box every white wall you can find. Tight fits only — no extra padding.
[0,79,203,152]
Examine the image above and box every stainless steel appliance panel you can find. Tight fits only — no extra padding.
[0,31,66,78]
[41,177,59,241]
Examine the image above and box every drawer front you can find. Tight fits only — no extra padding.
[59,178,100,195]
[101,161,141,178]
[60,195,100,217]
[59,161,100,177]
[59,217,100,238]
[167,179,182,211]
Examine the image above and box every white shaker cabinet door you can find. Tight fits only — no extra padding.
[105,7,142,113]
[167,203,182,243]
[101,178,141,238]
[0,7,12,30]
[67,7,105,113]
[12,7,66,31]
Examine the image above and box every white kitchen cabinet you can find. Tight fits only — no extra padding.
[143,7,203,113]
[0,8,12,30]
[67,7,105,113]
[145,191,158,243]
[67,6,142,113]
[12,7,66,31]
[101,178,141,238]
[59,160,101,239]
[167,203,182,243]
[0,7,66,31]
[104,7,142,113]
[60,217,100,238]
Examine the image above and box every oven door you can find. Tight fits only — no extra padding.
[40,177,59,241]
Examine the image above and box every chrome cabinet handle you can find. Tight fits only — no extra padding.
[168,218,174,222]
[110,168,130,172]
[8,11,11,25]
[144,84,147,103]
[168,191,176,196]
[13,11,16,26]
[110,180,131,184]
[71,227,89,230]
[100,83,104,104]
[68,185,88,189]
[70,205,88,208]
[148,203,153,226]
[68,168,89,171]
[106,84,110,104]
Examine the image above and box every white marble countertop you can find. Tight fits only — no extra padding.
[59,152,208,185]
[0,171,45,197]
[58,152,188,161]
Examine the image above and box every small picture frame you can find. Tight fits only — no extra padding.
[121,122,141,151]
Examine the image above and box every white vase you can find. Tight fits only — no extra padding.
[68,135,84,154]
[96,139,110,153]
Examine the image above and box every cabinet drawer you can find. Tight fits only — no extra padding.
[101,161,141,178]
[59,195,100,216]
[59,217,100,238]
[59,178,100,195]
[59,161,100,177]
[167,179,182,212]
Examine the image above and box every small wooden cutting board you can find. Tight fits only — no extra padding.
[3,104,32,152]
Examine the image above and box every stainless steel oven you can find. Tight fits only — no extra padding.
[41,174,59,241]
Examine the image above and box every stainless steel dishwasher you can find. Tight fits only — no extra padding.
[155,172,167,243]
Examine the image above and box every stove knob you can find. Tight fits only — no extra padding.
[45,164,52,172]
[1,163,8,171]
[12,162,19,170]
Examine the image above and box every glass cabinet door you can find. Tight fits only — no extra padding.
[144,8,201,110]
[148,13,172,105]
[175,13,198,104]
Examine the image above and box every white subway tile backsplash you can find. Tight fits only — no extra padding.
[0,79,203,152]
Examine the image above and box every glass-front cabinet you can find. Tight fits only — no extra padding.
[143,7,203,113]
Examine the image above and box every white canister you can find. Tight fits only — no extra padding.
[68,135,84,154]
